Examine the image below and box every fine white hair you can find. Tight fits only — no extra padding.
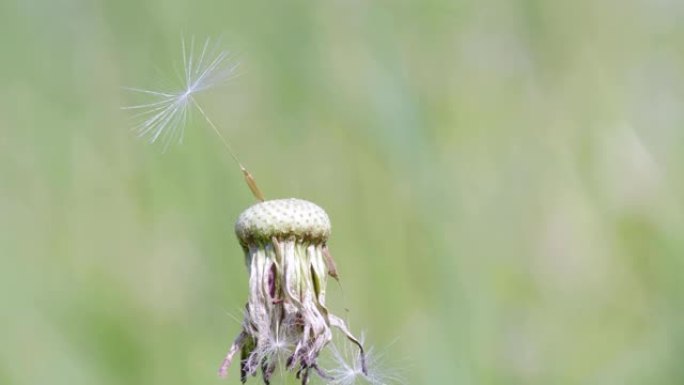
[122,37,239,152]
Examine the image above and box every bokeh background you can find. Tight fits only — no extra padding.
[3,0,684,384]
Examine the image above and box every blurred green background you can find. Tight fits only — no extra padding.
[2,0,684,384]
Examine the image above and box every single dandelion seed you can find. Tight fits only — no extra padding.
[123,37,265,201]
[219,198,367,384]
[325,334,406,385]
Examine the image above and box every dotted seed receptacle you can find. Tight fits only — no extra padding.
[220,198,366,384]
[235,198,332,247]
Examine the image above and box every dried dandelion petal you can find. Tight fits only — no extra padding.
[220,198,366,384]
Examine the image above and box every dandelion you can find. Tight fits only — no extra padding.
[219,198,367,384]
[125,38,383,385]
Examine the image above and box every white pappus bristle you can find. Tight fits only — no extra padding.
[122,37,239,152]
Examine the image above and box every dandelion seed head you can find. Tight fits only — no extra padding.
[122,37,239,152]
[219,199,368,384]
